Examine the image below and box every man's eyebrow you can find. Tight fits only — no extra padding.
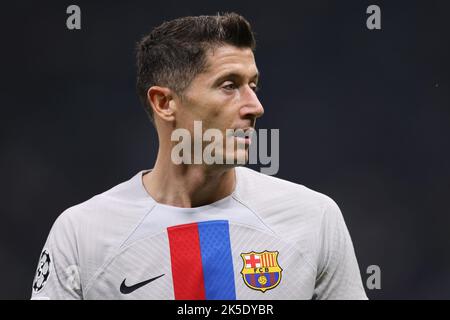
[212,71,259,86]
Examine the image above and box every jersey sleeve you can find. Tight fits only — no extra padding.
[31,211,83,300]
[313,199,368,300]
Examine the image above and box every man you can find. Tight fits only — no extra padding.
[31,13,367,300]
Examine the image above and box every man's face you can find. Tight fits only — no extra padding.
[173,44,264,165]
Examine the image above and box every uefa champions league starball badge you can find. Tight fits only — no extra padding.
[33,249,52,293]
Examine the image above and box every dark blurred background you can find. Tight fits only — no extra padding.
[1,0,449,299]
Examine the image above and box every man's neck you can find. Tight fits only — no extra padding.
[142,152,236,208]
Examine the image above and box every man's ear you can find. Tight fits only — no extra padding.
[147,86,176,122]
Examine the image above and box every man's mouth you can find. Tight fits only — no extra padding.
[231,128,255,145]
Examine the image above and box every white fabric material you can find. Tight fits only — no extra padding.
[31,166,367,300]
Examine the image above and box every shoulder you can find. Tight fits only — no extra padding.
[235,166,338,216]
[234,166,342,241]
[54,170,153,231]
[234,166,349,271]
[47,171,154,272]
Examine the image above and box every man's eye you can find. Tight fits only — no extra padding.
[222,82,237,90]
[221,82,259,92]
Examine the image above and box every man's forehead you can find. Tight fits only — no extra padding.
[203,45,258,77]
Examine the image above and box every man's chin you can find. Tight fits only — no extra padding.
[200,153,249,168]
[224,152,249,166]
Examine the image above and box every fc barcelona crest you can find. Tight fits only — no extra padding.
[240,250,282,292]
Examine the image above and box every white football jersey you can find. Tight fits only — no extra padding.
[31,166,367,300]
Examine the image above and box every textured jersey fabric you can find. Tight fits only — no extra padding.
[31,166,367,300]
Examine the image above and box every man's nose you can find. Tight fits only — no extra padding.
[239,85,264,119]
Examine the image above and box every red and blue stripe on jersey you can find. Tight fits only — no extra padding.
[167,220,236,300]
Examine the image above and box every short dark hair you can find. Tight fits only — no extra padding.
[136,12,256,121]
